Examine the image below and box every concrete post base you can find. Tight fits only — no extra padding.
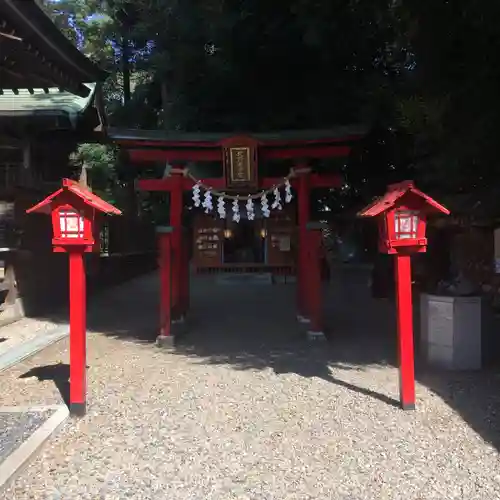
[0,298,25,326]
[401,402,416,411]
[69,402,86,417]
[172,315,188,337]
[156,335,175,349]
[306,330,326,341]
[297,314,311,324]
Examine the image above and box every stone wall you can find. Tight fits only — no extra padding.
[429,224,500,306]
[450,227,493,290]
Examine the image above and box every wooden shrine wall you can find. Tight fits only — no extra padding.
[192,207,297,270]
[266,207,296,268]
[193,214,223,268]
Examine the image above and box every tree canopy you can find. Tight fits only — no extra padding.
[41,0,500,214]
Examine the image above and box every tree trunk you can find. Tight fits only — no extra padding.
[122,36,131,103]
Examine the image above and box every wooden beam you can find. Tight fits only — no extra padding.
[0,31,22,41]
[137,174,342,192]
[0,65,24,80]
[0,55,86,95]
[262,145,351,160]
[116,133,364,149]
[129,149,221,163]
[128,145,350,163]
[138,178,226,191]
[261,174,342,189]
[311,174,343,188]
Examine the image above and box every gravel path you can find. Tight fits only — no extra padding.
[0,410,54,464]
[0,272,500,499]
[0,318,66,359]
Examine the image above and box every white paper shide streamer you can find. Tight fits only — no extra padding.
[202,190,213,213]
[192,183,202,207]
[260,192,270,218]
[190,170,297,220]
[271,186,282,210]
[284,179,293,203]
[246,196,255,220]
[217,196,226,219]
[232,198,240,223]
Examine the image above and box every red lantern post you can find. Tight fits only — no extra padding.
[27,179,121,417]
[358,181,450,410]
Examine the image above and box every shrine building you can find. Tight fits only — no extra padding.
[0,0,106,317]
[108,127,368,275]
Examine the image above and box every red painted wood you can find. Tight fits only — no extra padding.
[137,174,341,193]
[303,229,313,320]
[27,178,121,216]
[138,178,228,191]
[307,230,324,332]
[307,174,343,188]
[129,149,222,162]
[395,253,416,410]
[262,145,351,160]
[256,135,362,147]
[183,239,190,314]
[69,249,86,415]
[158,233,172,337]
[128,145,351,163]
[297,173,310,318]
[118,134,363,149]
[170,174,183,320]
[261,174,342,189]
[178,231,188,316]
[359,180,450,218]
[184,231,191,314]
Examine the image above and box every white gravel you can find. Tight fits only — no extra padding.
[0,318,66,359]
[0,272,499,499]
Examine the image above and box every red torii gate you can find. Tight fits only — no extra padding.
[108,126,367,343]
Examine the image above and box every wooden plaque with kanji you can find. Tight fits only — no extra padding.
[221,136,259,189]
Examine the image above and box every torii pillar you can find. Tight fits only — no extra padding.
[296,169,310,323]
[156,226,173,346]
[163,167,190,339]
[169,170,184,323]
[304,222,326,340]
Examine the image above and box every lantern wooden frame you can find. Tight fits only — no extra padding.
[359,180,450,255]
[27,178,121,253]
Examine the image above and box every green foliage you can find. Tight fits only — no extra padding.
[69,143,120,203]
[42,0,407,216]
[395,0,500,199]
[43,0,401,132]
[44,0,500,214]
[142,0,399,131]
[42,1,115,64]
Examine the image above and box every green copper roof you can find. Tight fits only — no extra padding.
[0,83,97,125]
[107,124,369,144]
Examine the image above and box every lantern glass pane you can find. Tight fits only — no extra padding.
[394,210,418,240]
[413,215,419,232]
[59,210,84,239]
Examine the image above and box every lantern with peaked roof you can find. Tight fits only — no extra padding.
[358,181,450,254]
[26,178,121,253]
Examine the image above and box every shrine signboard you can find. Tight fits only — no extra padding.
[221,136,258,189]
[267,207,295,267]
[193,214,223,268]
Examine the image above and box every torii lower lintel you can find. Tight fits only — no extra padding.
[137,174,342,193]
